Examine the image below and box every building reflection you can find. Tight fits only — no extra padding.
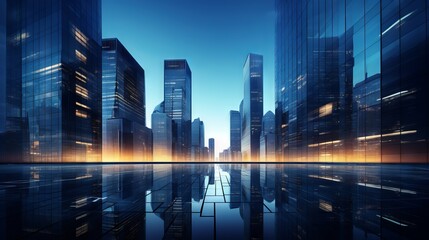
[102,165,152,239]
[0,164,427,239]
[0,165,103,239]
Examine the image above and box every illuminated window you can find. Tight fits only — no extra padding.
[76,109,88,118]
[75,71,87,83]
[75,50,87,63]
[76,102,91,110]
[75,85,89,99]
[319,103,333,117]
[73,26,89,48]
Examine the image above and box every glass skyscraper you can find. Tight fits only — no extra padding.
[275,0,429,163]
[191,118,205,161]
[260,111,275,161]
[1,0,102,162]
[242,54,263,161]
[230,110,241,161]
[164,60,192,161]
[102,38,150,162]
[208,138,215,161]
[152,101,172,161]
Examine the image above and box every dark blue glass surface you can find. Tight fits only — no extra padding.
[0,163,428,239]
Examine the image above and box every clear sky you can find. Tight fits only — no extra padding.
[102,0,275,157]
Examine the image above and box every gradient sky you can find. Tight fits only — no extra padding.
[103,0,275,157]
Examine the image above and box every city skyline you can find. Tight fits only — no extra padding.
[1,0,428,163]
[102,0,275,156]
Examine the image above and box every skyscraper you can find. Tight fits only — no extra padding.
[102,38,150,162]
[241,53,263,161]
[1,0,102,162]
[275,0,429,163]
[191,118,205,161]
[152,102,172,161]
[260,111,275,161]
[208,138,215,161]
[164,60,192,161]
[230,110,241,161]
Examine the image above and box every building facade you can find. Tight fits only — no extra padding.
[241,54,263,161]
[260,111,275,161]
[208,138,215,161]
[102,38,150,162]
[230,110,241,161]
[191,118,205,161]
[275,0,429,163]
[152,102,172,161]
[1,0,102,162]
[164,60,192,161]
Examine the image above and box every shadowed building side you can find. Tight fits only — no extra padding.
[102,38,150,162]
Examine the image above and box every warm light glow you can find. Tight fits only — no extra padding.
[75,71,87,83]
[357,130,417,141]
[73,26,89,48]
[319,102,333,117]
[319,200,333,212]
[76,85,89,99]
[75,109,88,118]
[76,141,92,146]
[308,140,341,148]
[76,102,91,110]
[75,50,87,63]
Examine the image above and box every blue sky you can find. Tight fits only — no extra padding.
[103,0,275,156]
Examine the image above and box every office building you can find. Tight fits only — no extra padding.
[152,102,172,161]
[275,0,429,163]
[208,138,215,161]
[241,53,263,161]
[1,0,102,162]
[260,111,275,161]
[102,38,150,162]
[164,60,192,161]
[230,110,241,161]
[191,118,204,161]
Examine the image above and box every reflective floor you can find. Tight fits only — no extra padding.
[0,164,428,239]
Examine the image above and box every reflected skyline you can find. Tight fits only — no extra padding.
[0,163,428,239]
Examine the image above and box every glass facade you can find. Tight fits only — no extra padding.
[260,111,275,161]
[230,110,241,161]
[209,138,215,161]
[164,60,192,161]
[101,38,148,162]
[152,102,173,161]
[242,54,263,161]
[191,118,205,161]
[1,0,102,162]
[0,0,5,133]
[275,0,429,163]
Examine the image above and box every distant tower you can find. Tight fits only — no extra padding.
[152,102,172,161]
[191,118,205,161]
[241,54,263,161]
[164,60,192,161]
[208,138,215,161]
[230,110,241,161]
[260,111,275,161]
